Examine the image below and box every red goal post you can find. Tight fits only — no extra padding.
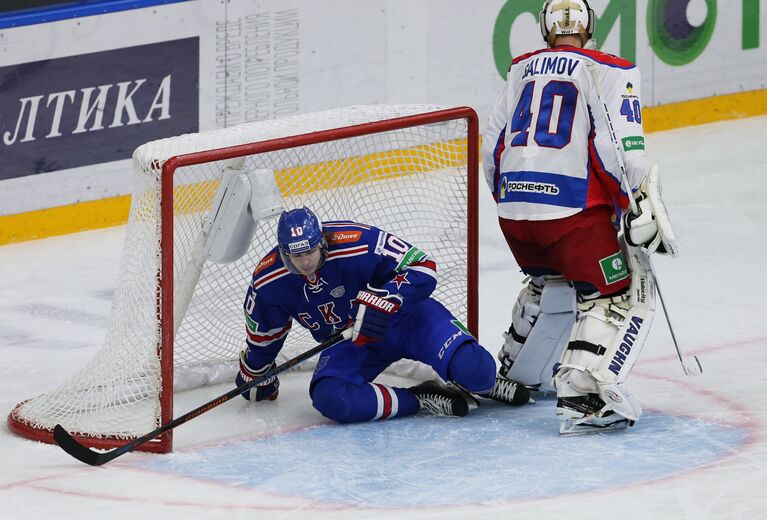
[8,105,480,453]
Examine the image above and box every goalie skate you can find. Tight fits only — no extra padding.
[410,380,479,417]
[557,394,634,436]
[476,377,531,406]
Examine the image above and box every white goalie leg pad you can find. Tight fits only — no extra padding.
[205,165,283,264]
[498,277,543,377]
[505,278,576,391]
[555,245,656,421]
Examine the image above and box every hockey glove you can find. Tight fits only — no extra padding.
[623,195,659,249]
[351,284,403,346]
[623,165,678,257]
[236,351,280,401]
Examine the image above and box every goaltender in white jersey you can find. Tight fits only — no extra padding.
[483,24,647,220]
[481,0,679,435]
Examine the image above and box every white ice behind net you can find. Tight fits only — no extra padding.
[11,105,471,440]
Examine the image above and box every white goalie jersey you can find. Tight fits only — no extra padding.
[481,45,649,221]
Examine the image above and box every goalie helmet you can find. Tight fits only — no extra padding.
[539,0,595,47]
[277,207,327,273]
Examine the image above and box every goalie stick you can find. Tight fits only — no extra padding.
[586,61,702,377]
[53,329,352,466]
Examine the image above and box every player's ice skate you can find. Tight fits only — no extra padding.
[410,380,479,417]
[556,394,633,436]
[476,376,531,406]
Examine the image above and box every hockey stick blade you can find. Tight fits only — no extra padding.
[53,329,351,466]
[683,355,703,376]
[654,274,702,377]
[53,425,123,466]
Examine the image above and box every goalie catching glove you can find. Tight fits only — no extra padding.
[623,164,679,257]
[352,284,403,346]
[236,351,280,401]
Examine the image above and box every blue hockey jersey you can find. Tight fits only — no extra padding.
[242,221,438,370]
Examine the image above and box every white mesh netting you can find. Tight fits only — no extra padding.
[9,105,474,445]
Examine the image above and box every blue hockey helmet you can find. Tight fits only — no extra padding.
[277,207,327,273]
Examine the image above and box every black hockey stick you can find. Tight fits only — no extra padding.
[53,329,351,466]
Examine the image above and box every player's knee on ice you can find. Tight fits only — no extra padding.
[447,341,496,394]
[311,378,364,423]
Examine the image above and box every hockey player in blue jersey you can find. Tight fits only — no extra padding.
[236,207,529,422]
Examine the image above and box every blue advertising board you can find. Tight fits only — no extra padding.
[0,37,199,179]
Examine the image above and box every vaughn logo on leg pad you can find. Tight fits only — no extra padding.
[608,316,644,376]
[599,252,629,285]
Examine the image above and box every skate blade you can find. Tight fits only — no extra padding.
[559,418,632,436]
[446,382,480,411]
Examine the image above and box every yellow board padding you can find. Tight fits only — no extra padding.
[2,88,766,245]
[169,138,468,218]
[0,195,132,245]
[1,139,467,245]
[644,89,767,133]
[169,139,467,217]
[273,139,466,196]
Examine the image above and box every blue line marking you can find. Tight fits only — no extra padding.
[0,0,190,29]
[142,403,748,507]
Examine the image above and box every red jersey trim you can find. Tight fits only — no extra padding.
[511,46,635,70]
[409,259,437,273]
[246,322,291,345]
[323,222,372,230]
[327,245,369,259]
[253,267,290,289]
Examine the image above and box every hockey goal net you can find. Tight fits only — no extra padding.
[8,105,479,453]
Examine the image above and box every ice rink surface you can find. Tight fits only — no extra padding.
[1,116,766,519]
